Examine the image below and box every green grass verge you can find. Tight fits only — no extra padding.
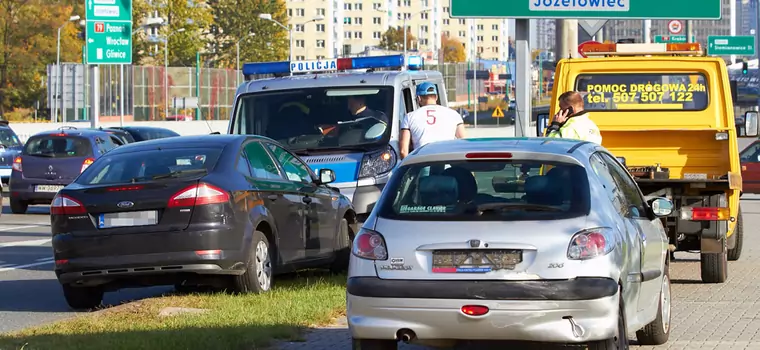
[0,273,347,350]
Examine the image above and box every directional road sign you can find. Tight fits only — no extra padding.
[654,35,696,43]
[86,0,132,64]
[451,0,721,19]
[707,36,756,56]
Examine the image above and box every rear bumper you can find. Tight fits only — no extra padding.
[53,226,246,286]
[346,277,619,343]
[10,175,72,202]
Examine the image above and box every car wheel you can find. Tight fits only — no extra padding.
[728,209,743,261]
[233,230,272,294]
[330,218,353,273]
[351,338,397,350]
[61,284,103,310]
[700,250,728,283]
[9,198,27,214]
[635,263,671,345]
[588,287,629,349]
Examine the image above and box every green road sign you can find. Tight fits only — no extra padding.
[654,35,696,43]
[451,0,720,19]
[86,0,132,64]
[707,36,756,56]
[85,21,132,64]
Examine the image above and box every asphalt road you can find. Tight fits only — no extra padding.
[0,201,170,334]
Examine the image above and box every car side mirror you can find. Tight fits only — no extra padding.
[648,197,673,217]
[318,168,336,184]
[743,111,758,137]
[536,113,549,137]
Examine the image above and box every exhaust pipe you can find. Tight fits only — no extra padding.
[562,316,585,338]
[397,329,416,343]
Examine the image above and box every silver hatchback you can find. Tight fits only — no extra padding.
[346,138,673,350]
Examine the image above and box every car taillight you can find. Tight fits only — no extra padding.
[11,156,21,171]
[81,158,94,173]
[567,227,615,260]
[168,183,229,207]
[352,228,388,260]
[107,185,144,192]
[680,207,729,221]
[50,194,86,215]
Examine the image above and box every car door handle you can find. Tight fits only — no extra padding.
[302,196,312,203]
[267,194,279,200]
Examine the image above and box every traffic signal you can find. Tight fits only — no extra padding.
[742,61,749,75]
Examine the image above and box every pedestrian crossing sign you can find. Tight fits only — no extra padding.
[492,106,504,118]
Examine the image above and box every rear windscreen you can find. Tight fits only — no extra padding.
[76,148,223,185]
[576,73,708,111]
[24,136,92,158]
[377,160,590,221]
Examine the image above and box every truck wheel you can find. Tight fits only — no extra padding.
[635,262,670,345]
[700,251,728,283]
[728,209,743,261]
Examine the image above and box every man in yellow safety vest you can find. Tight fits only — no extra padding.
[546,91,602,144]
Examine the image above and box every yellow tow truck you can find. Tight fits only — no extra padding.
[538,42,758,283]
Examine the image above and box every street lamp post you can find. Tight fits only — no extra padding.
[54,15,80,123]
[403,9,430,57]
[164,28,185,119]
[258,13,324,75]
[236,33,256,86]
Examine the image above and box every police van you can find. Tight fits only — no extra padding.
[228,54,448,220]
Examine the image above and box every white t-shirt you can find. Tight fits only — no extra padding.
[400,105,463,149]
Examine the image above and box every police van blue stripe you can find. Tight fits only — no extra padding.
[309,161,360,183]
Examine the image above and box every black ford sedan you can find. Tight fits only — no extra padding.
[51,134,357,310]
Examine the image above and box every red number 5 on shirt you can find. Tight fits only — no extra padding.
[426,110,436,125]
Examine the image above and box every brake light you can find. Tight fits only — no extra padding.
[461,305,489,316]
[168,183,229,207]
[12,156,21,171]
[107,185,144,192]
[50,194,86,215]
[352,228,388,260]
[51,133,67,137]
[81,158,94,173]
[567,227,615,260]
[680,207,729,221]
[579,43,702,57]
[465,152,512,159]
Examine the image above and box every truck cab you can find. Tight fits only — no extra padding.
[228,55,448,221]
[537,42,758,284]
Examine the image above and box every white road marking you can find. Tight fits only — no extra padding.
[0,260,54,272]
[0,238,51,248]
[0,225,44,232]
[35,257,54,262]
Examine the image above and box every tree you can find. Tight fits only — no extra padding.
[0,0,83,113]
[144,0,213,67]
[379,27,415,52]
[131,0,154,64]
[441,35,465,63]
[210,0,289,68]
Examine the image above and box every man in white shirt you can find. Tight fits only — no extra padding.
[399,82,466,159]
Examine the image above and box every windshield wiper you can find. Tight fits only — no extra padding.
[151,168,208,180]
[476,203,564,213]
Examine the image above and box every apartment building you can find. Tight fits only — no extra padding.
[285,0,510,62]
[737,0,758,59]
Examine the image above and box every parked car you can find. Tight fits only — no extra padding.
[87,127,136,145]
[9,128,119,213]
[0,119,23,189]
[740,139,760,194]
[109,126,179,142]
[51,134,357,310]
[347,138,673,350]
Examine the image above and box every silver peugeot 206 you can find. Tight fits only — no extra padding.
[346,137,673,350]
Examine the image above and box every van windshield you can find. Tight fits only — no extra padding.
[231,86,394,153]
[575,73,708,111]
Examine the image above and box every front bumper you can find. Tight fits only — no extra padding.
[346,277,619,343]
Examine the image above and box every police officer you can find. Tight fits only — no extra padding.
[546,91,602,144]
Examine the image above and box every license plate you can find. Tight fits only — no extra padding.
[98,211,158,228]
[35,185,64,192]
[0,168,11,177]
[431,249,522,273]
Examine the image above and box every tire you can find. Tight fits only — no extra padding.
[351,338,397,350]
[728,209,743,261]
[588,287,629,350]
[330,218,352,273]
[700,250,728,283]
[233,230,273,294]
[635,263,671,345]
[62,284,103,310]
[10,198,27,214]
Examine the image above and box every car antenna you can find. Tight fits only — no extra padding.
[203,116,219,135]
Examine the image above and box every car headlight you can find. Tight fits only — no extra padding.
[358,145,396,179]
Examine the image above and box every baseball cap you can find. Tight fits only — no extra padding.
[416,82,438,96]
